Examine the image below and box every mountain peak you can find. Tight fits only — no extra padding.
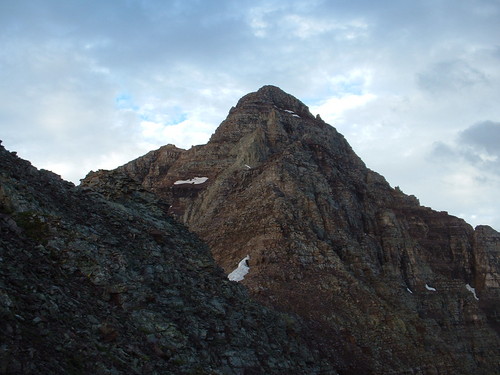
[210,85,320,144]
[235,85,314,119]
[80,87,500,374]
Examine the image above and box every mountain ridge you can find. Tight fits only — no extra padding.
[1,85,498,374]
[83,85,500,374]
[0,139,338,374]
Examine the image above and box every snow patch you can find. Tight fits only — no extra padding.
[466,284,479,300]
[273,106,301,118]
[283,109,300,118]
[173,177,208,185]
[228,255,250,282]
[406,288,413,294]
[245,164,252,169]
[425,284,437,292]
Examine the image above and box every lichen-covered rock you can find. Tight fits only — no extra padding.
[0,141,337,374]
[88,86,500,374]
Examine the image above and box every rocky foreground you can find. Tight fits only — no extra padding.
[85,86,500,374]
[0,141,336,374]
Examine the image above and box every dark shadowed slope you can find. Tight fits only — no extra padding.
[0,140,338,375]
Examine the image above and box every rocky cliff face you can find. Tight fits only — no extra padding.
[85,85,500,374]
[0,141,338,374]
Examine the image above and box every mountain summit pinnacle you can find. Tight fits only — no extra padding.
[210,85,328,145]
[82,86,500,375]
[234,85,314,119]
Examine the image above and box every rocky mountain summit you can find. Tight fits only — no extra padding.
[0,141,336,374]
[84,85,500,374]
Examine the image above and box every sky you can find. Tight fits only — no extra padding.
[1,0,500,230]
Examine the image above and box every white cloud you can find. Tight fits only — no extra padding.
[417,60,487,93]
[1,0,500,230]
[139,118,214,150]
[283,14,369,40]
[311,93,376,123]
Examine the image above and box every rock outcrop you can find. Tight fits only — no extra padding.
[85,85,500,374]
[0,141,337,374]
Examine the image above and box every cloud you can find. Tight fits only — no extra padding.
[457,121,500,176]
[459,121,500,156]
[425,121,500,228]
[429,141,457,161]
[417,60,487,93]
[310,92,376,124]
[1,0,500,229]
[431,121,500,172]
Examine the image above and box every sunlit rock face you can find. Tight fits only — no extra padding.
[84,85,500,374]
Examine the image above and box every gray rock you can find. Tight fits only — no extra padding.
[0,140,335,374]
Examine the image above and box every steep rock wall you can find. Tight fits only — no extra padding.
[83,86,500,374]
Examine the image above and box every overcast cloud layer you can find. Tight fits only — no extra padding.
[2,0,500,230]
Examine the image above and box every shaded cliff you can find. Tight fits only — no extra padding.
[0,141,337,374]
[85,85,500,374]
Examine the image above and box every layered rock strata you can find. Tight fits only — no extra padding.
[86,85,500,374]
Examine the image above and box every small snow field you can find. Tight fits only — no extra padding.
[173,177,208,185]
[284,109,300,118]
[466,284,479,300]
[274,105,301,118]
[425,284,437,292]
[228,255,250,282]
